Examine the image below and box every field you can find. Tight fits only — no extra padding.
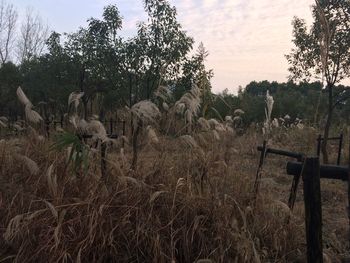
[1,0,350,261]
[0,124,349,263]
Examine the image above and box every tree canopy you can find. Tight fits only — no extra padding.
[286,0,350,162]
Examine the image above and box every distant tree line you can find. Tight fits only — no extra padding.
[1,0,350,134]
[0,0,213,121]
[212,80,350,128]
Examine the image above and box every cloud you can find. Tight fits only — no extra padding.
[169,0,315,93]
[203,0,218,9]
[12,0,325,93]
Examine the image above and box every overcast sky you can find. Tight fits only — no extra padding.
[11,0,315,93]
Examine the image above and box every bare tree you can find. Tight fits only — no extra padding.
[0,0,17,65]
[17,7,49,63]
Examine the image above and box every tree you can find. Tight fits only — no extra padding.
[20,32,77,116]
[136,0,194,99]
[0,62,21,117]
[0,0,17,65]
[286,0,350,163]
[175,42,214,115]
[0,1,211,122]
[62,5,124,118]
[16,7,49,63]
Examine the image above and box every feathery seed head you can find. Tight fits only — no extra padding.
[0,116,8,122]
[197,117,210,131]
[233,116,241,122]
[214,123,226,132]
[131,100,161,124]
[179,135,198,149]
[266,90,274,121]
[225,116,233,123]
[86,120,108,141]
[284,114,290,120]
[0,120,6,128]
[208,118,220,128]
[146,125,159,144]
[263,90,274,136]
[25,105,43,124]
[154,85,172,101]
[16,87,32,107]
[68,91,84,110]
[212,130,220,140]
[13,124,24,132]
[15,154,39,175]
[175,102,186,114]
[162,102,169,112]
[234,109,245,115]
[174,84,201,125]
[272,118,279,128]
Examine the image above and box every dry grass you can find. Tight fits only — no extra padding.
[0,127,349,262]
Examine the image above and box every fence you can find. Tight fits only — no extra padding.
[316,133,343,165]
[255,134,350,263]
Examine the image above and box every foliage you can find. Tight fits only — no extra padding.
[51,131,89,173]
[286,1,350,84]
[286,0,350,162]
[0,0,208,120]
[0,62,22,116]
[211,80,350,128]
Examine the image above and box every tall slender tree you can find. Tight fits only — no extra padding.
[286,0,350,163]
[136,0,194,99]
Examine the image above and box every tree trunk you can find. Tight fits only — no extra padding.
[128,73,132,107]
[79,65,87,119]
[313,90,322,126]
[321,85,333,164]
[83,99,88,120]
[131,121,141,171]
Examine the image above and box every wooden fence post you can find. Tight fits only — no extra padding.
[316,134,322,157]
[348,134,350,245]
[337,133,343,165]
[288,154,303,210]
[60,114,64,128]
[254,140,267,197]
[302,157,323,263]
[101,142,107,179]
[109,117,113,134]
[45,119,50,138]
[122,120,126,148]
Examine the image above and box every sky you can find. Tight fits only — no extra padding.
[11,0,315,93]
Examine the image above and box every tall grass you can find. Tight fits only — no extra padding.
[9,125,349,262]
[0,86,348,262]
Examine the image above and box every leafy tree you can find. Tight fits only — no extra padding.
[58,4,128,118]
[136,0,194,99]
[19,32,78,119]
[286,0,350,163]
[211,89,241,120]
[85,5,124,115]
[0,62,21,117]
[175,42,214,116]
[120,37,147,106]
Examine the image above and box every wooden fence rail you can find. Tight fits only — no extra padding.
[287,162,349,181]
[256,144,304,209]
[316,133,343,165]
[256,140,350,263]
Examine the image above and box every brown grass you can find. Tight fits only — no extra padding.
[0,127,349,262]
